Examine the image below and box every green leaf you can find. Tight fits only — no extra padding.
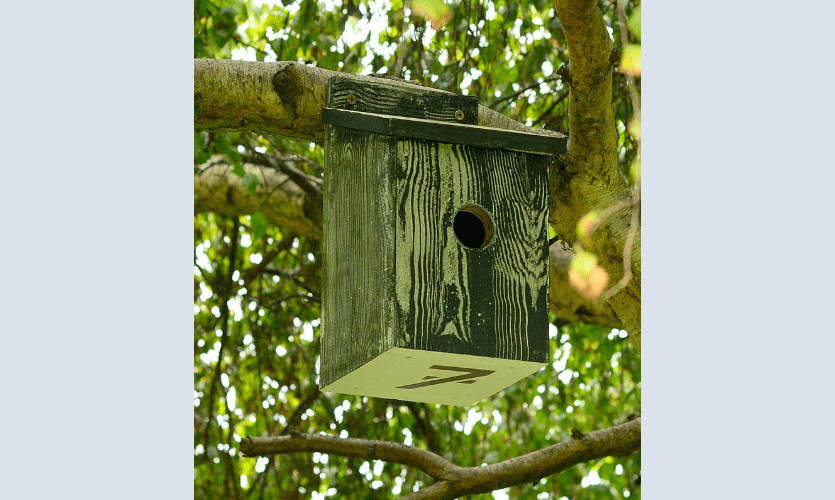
[619,44,641,77]
[242,172,259,194]
[628,6,641,41]
[215,137,232,154]
[251,212,268,239]
[194,36,207,58]
[411,0,453,31]
[194,133,211,164]
[571,250,598,277]
[629,160,641,185]
[232,162,246,178]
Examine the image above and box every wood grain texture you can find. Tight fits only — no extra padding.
[322,108,567,156]
[394,140,549,363]
[321,125,398,387]
[327,77,478,124]
[321,79,551,394]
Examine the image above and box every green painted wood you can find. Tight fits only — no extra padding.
[393,140,550,363]
[322,108,567,156]
[320,79,551,404]
[327,76,478,124]
[321,348,546,406]
[321,125,398,387]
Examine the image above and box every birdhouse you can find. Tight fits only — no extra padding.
[319,76,566,406]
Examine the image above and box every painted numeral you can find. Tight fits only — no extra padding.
[396,365,495,389]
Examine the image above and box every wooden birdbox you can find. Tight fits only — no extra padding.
[319,76,566,406]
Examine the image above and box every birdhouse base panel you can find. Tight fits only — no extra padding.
[320,347,546,406]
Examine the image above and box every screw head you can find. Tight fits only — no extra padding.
[347,94,357,105]
[455,110,465,121]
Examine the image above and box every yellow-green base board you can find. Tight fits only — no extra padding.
[320,347,546,406]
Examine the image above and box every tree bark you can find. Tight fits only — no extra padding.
[550,0,640,350]
[194,155,322,238]
[240,417,640,500]
[195,59,563,143]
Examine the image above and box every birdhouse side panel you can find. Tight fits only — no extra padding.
[321,126,398,387]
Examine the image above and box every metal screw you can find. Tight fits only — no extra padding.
[347,94,357,105]
[455,110,464,121]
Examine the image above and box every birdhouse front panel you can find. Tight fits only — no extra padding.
[393,139,550,363]
[320,77,564,406]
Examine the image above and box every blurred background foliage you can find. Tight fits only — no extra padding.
[194,0,641,498]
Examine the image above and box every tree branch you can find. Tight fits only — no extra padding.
[550,0,641,349]
[241,417,640,500]
[487,75,561,109]
[280,387,321,436]
[194,155,322,237]
[241,432,461,480]
[194,59,565,142]
[242,233,296,287]
[553,0,617,163]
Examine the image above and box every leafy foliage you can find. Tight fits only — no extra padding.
[194,1,641,498]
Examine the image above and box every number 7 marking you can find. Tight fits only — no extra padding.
[396,365,495,389]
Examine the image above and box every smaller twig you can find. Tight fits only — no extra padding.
[556,64,572,86]
[394,0,412,78]
[241,432,460,480]
[586,197,635,238]
[242,233,295,287]
[195,156,227,175]
[245,151,323,199]
[281,387,321,435]
[603,187,640,300]
[604,0,641,301]
[614,0,641,114]
[262,266,320,299]
[266,293,320,305]
[531,92,569,128]
[488,75,561,108]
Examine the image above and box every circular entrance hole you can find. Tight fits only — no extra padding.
[453,206,493,249]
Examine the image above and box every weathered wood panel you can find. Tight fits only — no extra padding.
[322,108,567,156]
[394,140,549,363]
[486,151,551,363]
[327,77,478,124]
[320,125,397,387]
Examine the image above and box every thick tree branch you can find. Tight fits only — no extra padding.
[553,0,617,162]
[194,155,322,238]
[241,417,640,500]
[551,0,641,349]
[194,59,564,143]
